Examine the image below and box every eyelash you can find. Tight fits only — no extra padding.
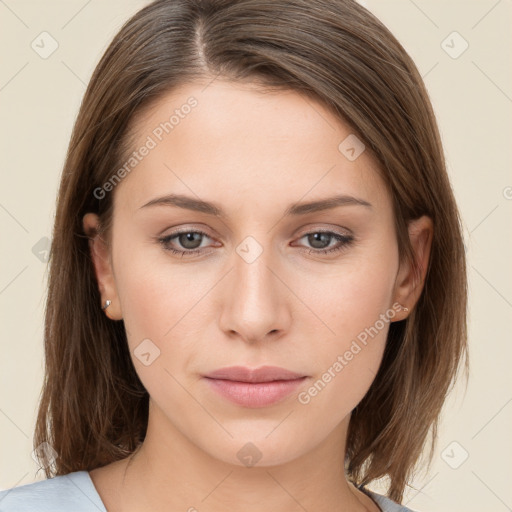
[158,228,354,257]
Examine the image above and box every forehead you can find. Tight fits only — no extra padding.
[114,79,390,217]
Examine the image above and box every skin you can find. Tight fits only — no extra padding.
[83,79,433,512]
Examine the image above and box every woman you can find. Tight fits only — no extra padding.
[0,0,468,511]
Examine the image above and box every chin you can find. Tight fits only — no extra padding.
[197,426,315,469]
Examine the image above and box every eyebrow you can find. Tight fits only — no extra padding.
[139,193,372,216]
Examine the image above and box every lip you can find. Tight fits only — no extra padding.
[202,366,308,408]
[203,365,306,383]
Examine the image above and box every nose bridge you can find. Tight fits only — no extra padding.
[219,233,289,341]
[235,237,275,302]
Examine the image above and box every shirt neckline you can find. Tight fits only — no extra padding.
[69,471,108,512]
[78,470,389,512]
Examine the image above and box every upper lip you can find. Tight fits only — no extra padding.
[203,365,306,383]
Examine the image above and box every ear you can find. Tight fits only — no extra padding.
[392,215,433,321]
[82,213,123,320]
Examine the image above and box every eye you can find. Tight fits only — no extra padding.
[294,230,354,255]
[158,229,215,257]
[157,228,354,258]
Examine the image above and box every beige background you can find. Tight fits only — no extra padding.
[1,1,511,510]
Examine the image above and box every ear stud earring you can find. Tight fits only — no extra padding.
[399,303,409,313]
[102,299,112,310]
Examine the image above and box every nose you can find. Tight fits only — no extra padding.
[218,241,292,344]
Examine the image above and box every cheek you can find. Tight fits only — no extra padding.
[297,309,390,422]
[297,248,397,411]
[113,233,204,339]
[112,254,204,410]
[302,242,397,343]
[112,240,219,396]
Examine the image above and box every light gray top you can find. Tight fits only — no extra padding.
[0,470,418,511]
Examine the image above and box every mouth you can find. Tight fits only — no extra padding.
[202,366,308,408]
[203,365,307,383]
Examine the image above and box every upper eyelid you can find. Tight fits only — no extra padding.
[162,225,350,236]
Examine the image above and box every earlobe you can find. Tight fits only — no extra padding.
[82,213,123,320]
[392,215,433,320]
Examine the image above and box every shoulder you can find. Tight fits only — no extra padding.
[0,471,106,512]
[359,486,419,512]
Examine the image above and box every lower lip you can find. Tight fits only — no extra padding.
[203,377,307,408]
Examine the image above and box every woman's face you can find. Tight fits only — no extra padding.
[85,79,419,467]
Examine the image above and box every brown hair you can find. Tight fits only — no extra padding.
[34,0,468,502]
